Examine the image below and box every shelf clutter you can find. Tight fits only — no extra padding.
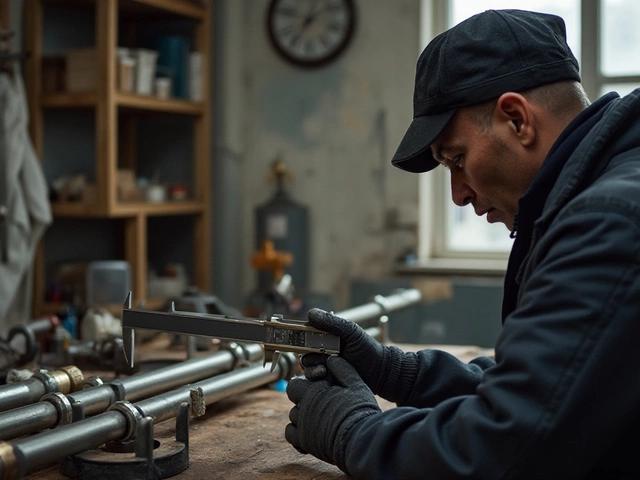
[45,41,203,102]
[25,0,212,317]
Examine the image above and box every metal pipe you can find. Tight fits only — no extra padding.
[0,366,83,412]
[0,288,421,476]
[7,411,128,478]
[336,288,421,324]
[136,355,287,425]
[0,287,418,440]
[26,317,59,337]
[3,354,295,479]
[0,343,263,441]
[0,403,58,441]
[115,343,263,404]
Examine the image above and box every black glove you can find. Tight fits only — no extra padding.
[285,355,381,472]
[303,308,419,404]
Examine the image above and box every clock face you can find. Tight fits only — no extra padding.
[266,0,356,68]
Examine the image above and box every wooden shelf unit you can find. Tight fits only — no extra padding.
[25,0,212,316]
[41,91,205,114]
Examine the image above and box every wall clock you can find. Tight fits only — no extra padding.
[266,0,357,68]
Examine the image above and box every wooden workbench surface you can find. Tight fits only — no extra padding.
[23,343,493,479]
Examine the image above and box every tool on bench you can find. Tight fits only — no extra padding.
[121,292,340,371]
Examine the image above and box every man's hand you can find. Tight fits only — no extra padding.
[285,355,381,472]
[304,308,419,404]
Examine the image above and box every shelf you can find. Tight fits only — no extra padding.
[123,0,205,19]
[27,0,212,317]
[117,93,205,115]
[51,201,102,217]
[41,92,204,115]
[113,200,205,216]
[51,200,205,218]
[40,0,206,20]
[41,92,97,108]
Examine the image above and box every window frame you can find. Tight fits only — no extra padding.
[412,0,640,275]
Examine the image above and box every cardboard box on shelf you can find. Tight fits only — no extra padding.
[118,169,141,202]
[66,48,97,92]
[118,56,136,93]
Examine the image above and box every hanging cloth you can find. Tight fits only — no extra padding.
[0,66,52,336]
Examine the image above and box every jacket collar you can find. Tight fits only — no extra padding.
[501,90,640,320]
[539,89,640,228]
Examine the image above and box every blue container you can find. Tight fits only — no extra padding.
[156,36,190,99]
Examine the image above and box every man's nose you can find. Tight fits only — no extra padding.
[450,173,474,207]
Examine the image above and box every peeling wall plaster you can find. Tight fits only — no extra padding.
[214,0,423,310]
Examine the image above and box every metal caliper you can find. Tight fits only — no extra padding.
[121,292,340,370]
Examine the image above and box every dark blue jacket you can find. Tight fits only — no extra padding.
[344,89,640,479]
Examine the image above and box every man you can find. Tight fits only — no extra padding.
[284,9,640,479]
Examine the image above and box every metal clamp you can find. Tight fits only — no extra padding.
[108,400,143,442]
[220,342,249,369]
[41,392,73,427]
[32,370,58,394]
[109,379,126,402]
[82,376,104,389]
[373,294,391,317]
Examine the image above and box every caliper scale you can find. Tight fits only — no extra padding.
[121,292,340,370]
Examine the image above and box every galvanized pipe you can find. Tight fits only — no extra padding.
[0,402,58,441]
[8,410,128,478]
[0,380,43,412]
[0,366,83,412]
[136,355,288,425]
[0,343,263,441]
[3,355,295,479]
[337,288,422,324]
[0,287,418,441]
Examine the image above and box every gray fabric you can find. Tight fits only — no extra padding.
[0,69,52,335]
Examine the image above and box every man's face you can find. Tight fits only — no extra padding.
[430,108,538,231]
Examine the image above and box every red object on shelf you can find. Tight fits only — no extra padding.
[168,184,189,200]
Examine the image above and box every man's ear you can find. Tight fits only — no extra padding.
[495,92,535,147]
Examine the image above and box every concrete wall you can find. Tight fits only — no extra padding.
[213,0,423,310]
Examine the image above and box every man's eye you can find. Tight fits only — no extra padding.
[448,155,463,169]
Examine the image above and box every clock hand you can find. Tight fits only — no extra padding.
[291,0,322,46]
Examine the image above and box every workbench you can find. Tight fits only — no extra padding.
[22,342,492,480]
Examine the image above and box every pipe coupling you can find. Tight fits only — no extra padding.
[31,369,58,394]
[82,375,104,389]
[220,342,248,368]
[41,392,73,427]
[49,366,84,394]
[373,294,391,317]
[0,441,17,480]
[32,366,83,395]
[109,400,143,442]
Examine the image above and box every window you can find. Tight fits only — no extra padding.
[417,0,640,272]
[599,0,640,95]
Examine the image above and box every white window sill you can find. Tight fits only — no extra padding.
[395,257,507,277]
